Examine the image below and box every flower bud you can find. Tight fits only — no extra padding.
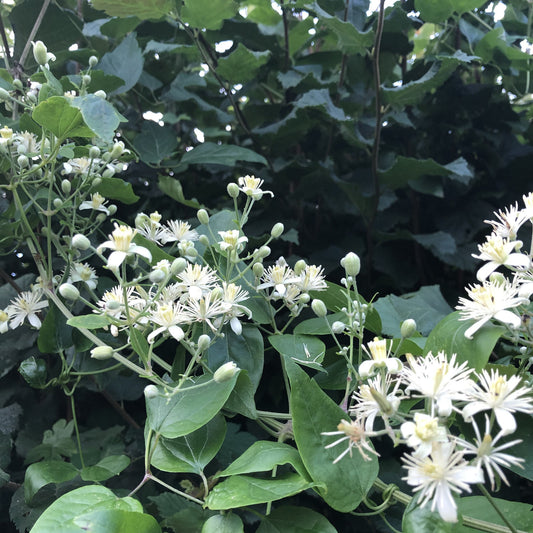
[298,293,310,304]
[94,90,106,99]
[270,222,284,239]
[102,167,115,179]
[257,245,271,259]
[32,40,49,66]
[12,79,23,91]
[96,213,106,223]
[89,146,101,159]
[0,88,10,101]
[253,262,264,278]
[82,75,91,86]
[311,298,327,317]
[53,198,63,209]
[331,321,346,334]
[17,154,29,168]
[341,252,360,277]
[110,141,125,159]
[400,319,417,338]
[197,208,209,225]
[59,283,80,301]
[72,234,91,250]
[197,334,211,352]
[90,345,114,360]
[294,259,306,275]
[171,257,188,275]
[199,235,209,246]
[149,269,166,284]
[61,179,71,195]
[89,55,98,67]
[489,272,506,285]
[227,182,239,198]
[107,204,117,216]
[144,384,159,399]
[92,177,102,187]
[213,361,239,383]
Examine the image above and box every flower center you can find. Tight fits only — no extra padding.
[112,225,134,252]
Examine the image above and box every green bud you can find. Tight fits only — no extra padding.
[294,259,307,275]
[89,55,98,67]
[94,90,106,99]
[108,204,117,215]
[227,182,239,198]
[213,361,239,383]
[106,300,121,311]
[270,222,284,239]
[90,345,114,360]
[110,141,125,159]
[311,298,327,317]
[59,283,80,301]
[331,321,346,334]
[32,40,49,66]
[61,179,71,195]
[102,168,115,179]
[53,198,63,209]
[298,293,310,304]
[135,213,150,228]
[82,74,91,86]
[171,257,187,275]
[17,154,29,168]
[197,208,209,225]
[96,213,106,223]
[400,319,417,338]
[489,272,506,285]
[252,262,264,278]
[144,384,159,399]
[72,234,91,250]
[92,177,102,187]
[197,334,211,352]
[340,252,360,277]
[12,79,23,91]
[89,146,101,159]
[199,235,209,246]
[257,245,271,259]
[0,88,10,101]
[149,269,166,284]
[29,164,42,178]
[17,144,27,155]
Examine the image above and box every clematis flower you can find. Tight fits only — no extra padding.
[322,418,380,463]
[68,262,98,290]
[148,301,191,344]
[257,257,295,297]
[484,203,530,241]
[177,263,218,300]
[218,230,248,253]
[359,337,403,378]
[290,264,327,292]
[97,224,152,270]
[161,220,199,244]
[6,290,48,329]
[401,413,448,458]
[237,175,274,200]
[79,192,110,214]
[0,309,10,333]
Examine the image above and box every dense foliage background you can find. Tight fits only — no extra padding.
[1,0,533,531]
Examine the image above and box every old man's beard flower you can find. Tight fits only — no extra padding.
[220,282,251,335]
[456,278,526,339]
[177,263,218,300]
[78,192,110,215]
[97,224,152,270]
[68,262,98,290]
[359,337,403,379]
[401,352,473,417]
[186,291,230,332]
[257,257,295,297]
[6,290,48,329]
[455,415,524,491]
[462,369,533,435]
[472,234,530,281]
[401,412,448,458]
[290,264,327,292]
[322,418,380,463]
[484,202,530,241]
[402,441,483,523]
[147,301,191,344]
[218,230,248,253]
[160,220,199,244]
[237,175,274,200]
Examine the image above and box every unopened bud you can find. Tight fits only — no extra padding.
[294,259,306,275]
[110,141,125,159]
[298,293,310,304]
[213,361,239,383]
[61,179,71,195]
[53,198,63,209]
[171,257,187,275]
[197,209,209,225]
[102,168,115,179]
[17,154,29,168]
[197,334,211,352]
[59,283,80,301]
[0,88,10,101]
[144,384,159,399]
[489,272,506,285]
[92,177,102,187]
[149,269,166,284]
[96,213,106,223]
[311,298,327,317]
[89,55,98,67]
[257,245,271,259]
[400,319,417,338]
[331,321,346,334]
[253,262,264,278]
[32,40,49,66]
[90,345,114,360]
[82,75,91,86]
[89,146,101,159]
[135,213,150,228]
[199,235,209,246]
[72,234,91,250]
[108,204,117,215]
[94,90,106,99]
[227,182,239,198]
[341,252,360,277]
[12,79,23,91]
[270,222,284,239]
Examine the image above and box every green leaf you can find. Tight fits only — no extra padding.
[70,95,125,142]
[146,373,239,438]
[201,513,244,533]
[204,472,314,510]
[506,412,533,482]
[423,311,504,371]
[220,441,309,479]
[181,0,238,30]
[150,414,226,474]
[19,357,47,389]
[38,303,72,353]
[414,0,454,23]
[32,97,94,139]
[380,156,452,189]
[287,359,378,511]
[413,231,457,264]
[217,43,271,83]
[475,27,532,63]
[269,334,325,371]
[294,89,348,122]
[294,312,348,336]
[158,176,205,209]
[95,177,140,204]
[181,142,267,167]
[134,122,177,164]
[92,0,173,19]
[129,328,150,365]
[450,0,487,15]
[26,419,77,463]
[98,33,144,95]
[403,496,453,533]
[453,496,533,533]
[224,370,258,419]
[67,314,111,330]
[256,506,338,533]
[80,455,131,482]
[24,460,79,503]
[374,285,452,337]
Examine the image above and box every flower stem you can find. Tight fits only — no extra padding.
[477,483,519,533]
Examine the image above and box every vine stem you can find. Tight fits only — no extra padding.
[18,0,51,68]
[477,483,519,533]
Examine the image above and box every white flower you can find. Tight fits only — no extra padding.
[177,263,218,300]
[522,192,533,219]
[97,224,152,270]
[257,257,295,297]
[484,203,530,240]
[186,291,229,332]
[322,418,380,463]
[456,415,524,490]
[462,369,533,435]
[218,230,248,253]
[96,286,145,320]
[359,337,403,379]
[0,309,10,333]
[290,264,327,292]
[401,413,448,458]
[456,278,526,339]
[472,235,529,281]
[63,157,97,176]
[401,352,473,417]
[237,175,273,200]
[161,220,199,244]
[221,282,251,335]
[402,441,484,523]
[148,302,191,344]
[79,192,109,214]
[68,262,98,290]
[136,213,167,245]
[6,290,48,329]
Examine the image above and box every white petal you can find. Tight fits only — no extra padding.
[462,401,487,421]
[359,360,375,378]
[476,261,499,281]
[107,251,127,270]
[464,316,491,339]
[230,316,242,335]
[27,313,42,328]
[493,309,521,328]
[494,408,517,435]
[169,325,185,341]
[434,483,458,523]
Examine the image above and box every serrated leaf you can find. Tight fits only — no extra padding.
[67,314,111,330]
[217,43,271,83]
[181,142,267,167]
[69,95,124,142]
[134,121,177,164]
[92,0,173,19]
[181,0,238,30]
[32,97,94,139]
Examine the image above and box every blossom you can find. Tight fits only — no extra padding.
[291,264,327,292]
[6,290,48,329]
[456,415,524,490]
[237,175,273,200]
[96,286,145,320]
[472,235,529,281]
[484,203,530,240]
[456,278,526,338]
[161,220,199,244]
[359,337,403,378]
[523,192,533,219]
[13,131,40,155]
[257,257,295,296]
[136,212,166,244]
[97,224,152,270]
[402,441,483,522]
[79,192,109,214]
[62,157,96,175]
[401,413,448,458]
[220,282,251,335]
[462,368,533,435]
[218,230,248,253]
[68,262,98,290]
[0,309,10,333]
[185,291,229,332]
[322,418,380,463]
[177,263,218,300]
[147,301,191,343]
[401,352,473,417]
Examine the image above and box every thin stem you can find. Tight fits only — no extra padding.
[478,484,519,533]
[18,0,51,68]
[69,395,85,468]
[149,474,204,505]
[279,0,290,70]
